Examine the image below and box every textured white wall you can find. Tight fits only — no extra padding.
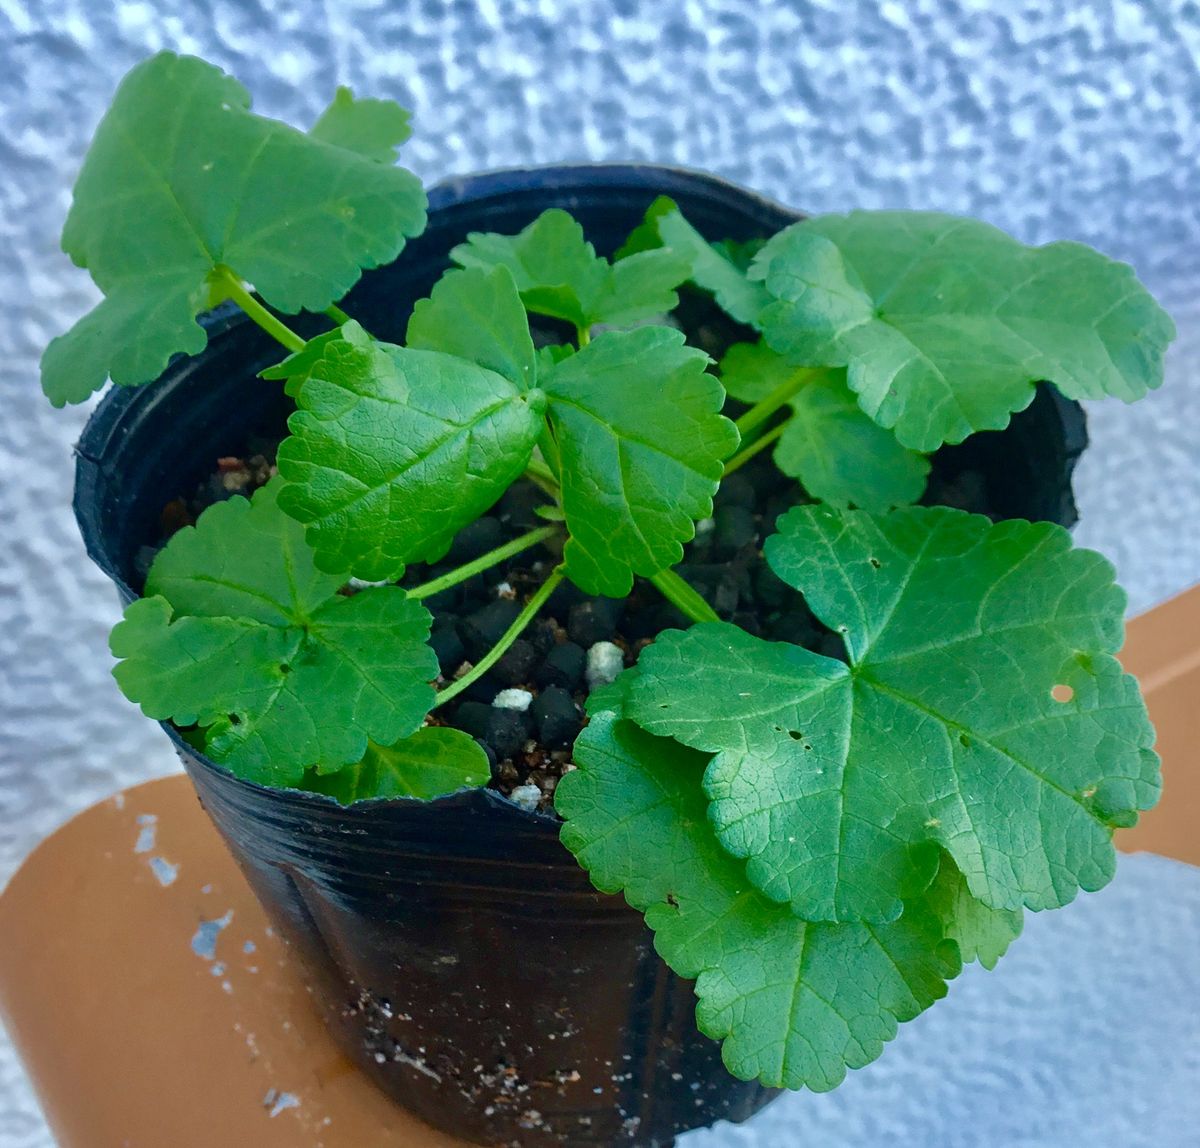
[1,2,1198,1146]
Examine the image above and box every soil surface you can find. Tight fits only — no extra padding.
[148,296,994,815]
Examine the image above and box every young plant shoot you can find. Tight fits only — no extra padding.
[47,52,1173,1093]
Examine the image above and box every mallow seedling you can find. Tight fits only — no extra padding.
[46,52,1172,1092]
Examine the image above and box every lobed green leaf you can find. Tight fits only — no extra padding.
[925,856,1023,971]
[309,85,412,162]
[450,207,689,332]
[42,52,426,405]
[557,713,961,1091]
[622,505,1159,923]
[720,340,929,510]
[406,265,536,390]
[302,726,488,803]
[276,322,546,581]
[539,326,740,596]
[655,206,771,325]
[751,211,1175,451]
[111,480,438,784]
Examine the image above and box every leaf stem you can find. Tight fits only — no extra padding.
[735,367,815,435]
[324,303,352,326]
[524,458,561,499]
[649,568,720,625]
[576,323,592,348]
[434,567,567,706]
[213,266,306,353]
[407,525,562,601]
[537,420,563,479]
[723,422,785,476]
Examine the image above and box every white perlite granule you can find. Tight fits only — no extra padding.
[492,688,533,711]
[586,641,625,688]
[509,784,541,812]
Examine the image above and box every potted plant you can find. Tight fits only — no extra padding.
[49,52,1171,1147]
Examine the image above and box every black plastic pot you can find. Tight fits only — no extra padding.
[73,165,1087,1147]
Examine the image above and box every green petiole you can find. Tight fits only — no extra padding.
[212,266,306,353]
[735,366,815,435]
[406,525,562,602]
[723,422,785,476]
[649,567,720,625]
[434,567,567,706]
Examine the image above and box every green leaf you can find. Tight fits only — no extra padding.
[720,340,929,510]
[259,327,346,394]
[614,194,677,258]
[926,856,1023,971]
[111,480,437,784]
[406,266,536,390]
[540,326,740,596]
[302,727,488,803]
[622,505,1159,922]
[145,478,342,623]
[557,713,960,1090]
[535,343,575,372]
[276,322,547,581]
[656,207,771,325]
[309,85,412,162]
[42,52,426,406]
[752,211,1175,451]
[450,208,689,331]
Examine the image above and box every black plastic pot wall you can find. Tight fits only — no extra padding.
[73,165,1087,1147]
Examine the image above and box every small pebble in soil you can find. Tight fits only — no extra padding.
[531,686,583,748]
[429,622,465,676]
[446,516,503,564]
[459,599,522,660]
[493,688,533,712]
[491,637,539,685]
[567,597,624,646]
[586,641,625,689]
[509,784,542,813]
[714,472,756,509]
[713,505,758,558]
[453,702,493,742]
[535,641,586,690]
[484,707,531,760]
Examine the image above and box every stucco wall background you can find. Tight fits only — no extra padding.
[1,2,1198,1145]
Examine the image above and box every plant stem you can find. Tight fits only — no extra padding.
[576,323,591,348]
[650,568,720,625]
[735,367,815,435]
[723,422,785,476]
[213,266,306,353]
[434,567,567,706]
[407,525,561,601]
[537,422,563,479]
[324,303,352,325]
[524,458,561,499]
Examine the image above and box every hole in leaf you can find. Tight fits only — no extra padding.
[227,713,242,726]
[868,557,881,569]
[959,733,971,748]
[788,730,804,741]
[1051,684,1075,703]
[666,893,679,909]
[279,664,291,675]
[804,744,812,751]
